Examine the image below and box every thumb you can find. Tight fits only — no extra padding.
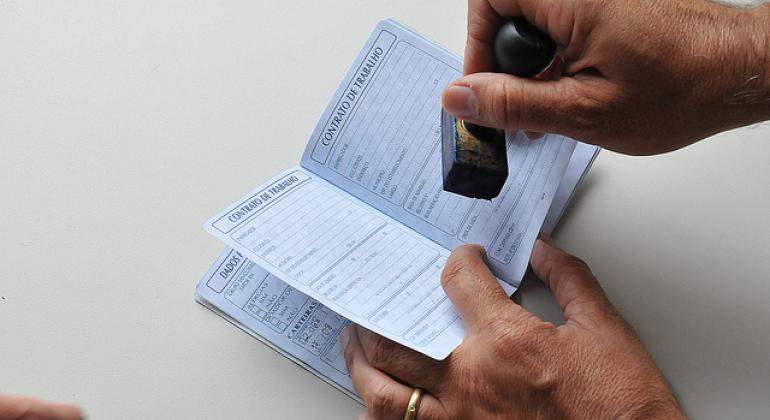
[530,236,618,328]
[442,72,602,137]
[441,244,528,330]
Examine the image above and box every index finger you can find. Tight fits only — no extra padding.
[464,0,502,74]
[464,0,572,75]
[530,236,617,328]
[441,245,529,330]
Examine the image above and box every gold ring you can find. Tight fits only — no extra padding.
[403,387,424,420]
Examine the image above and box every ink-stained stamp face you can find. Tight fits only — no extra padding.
[440,110,508,200]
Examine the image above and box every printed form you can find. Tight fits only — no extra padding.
[194,143,597,398]
[206,169,487,359]
[204,19,590,360]
[300,19,576,285]
[196,250,357,399]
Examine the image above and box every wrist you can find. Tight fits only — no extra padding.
[552,373,686,420]
[720,4,770,126]
[753,5,770,111]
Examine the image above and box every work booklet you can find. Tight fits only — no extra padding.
[196,19,599,400]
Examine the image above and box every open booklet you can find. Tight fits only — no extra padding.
[196,19,599,399]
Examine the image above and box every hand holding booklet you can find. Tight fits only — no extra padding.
[196,19,599,401]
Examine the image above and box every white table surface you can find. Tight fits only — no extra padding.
[1,1,768,418]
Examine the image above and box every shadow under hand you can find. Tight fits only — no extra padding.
[511,168,605,325]
[548,169,602,238]
[512,269,565,326]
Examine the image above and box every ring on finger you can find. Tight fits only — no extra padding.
[403,387,424,420]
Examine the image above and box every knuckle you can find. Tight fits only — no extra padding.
[484,316,557,360]
[483,320,559,395]
[367,380,399,418]
[441,247,485,290]
[488,334,519,361]
[554,253,592,278]
[440,259,466,290]
[483,318,524,358]
[496,79,522,129]
[529,364,558,397]
[441,258,468,291]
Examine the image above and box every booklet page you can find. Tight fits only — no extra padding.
[204,167,518,359]
[542,142,600,234]
[195,249,358,400]
[196,148,595,399]
[301,19,576,287]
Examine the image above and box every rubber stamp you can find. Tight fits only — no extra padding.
[441,17,556,199]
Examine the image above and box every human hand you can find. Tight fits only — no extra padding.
[342,239,685,419]
[442,0,770,155]
[0,394,82,420]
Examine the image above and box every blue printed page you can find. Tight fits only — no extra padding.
[301,19,576,287]
[199,18,596,365]
[195,146,595,398]
[542,142,600,234]
[204,167,517,360]
[195,249,359,401]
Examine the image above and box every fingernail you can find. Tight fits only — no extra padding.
[443,85,478,119]
[340,325,353,349]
